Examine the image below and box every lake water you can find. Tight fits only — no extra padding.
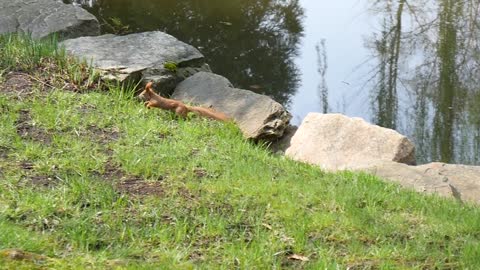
[67,0,480,165]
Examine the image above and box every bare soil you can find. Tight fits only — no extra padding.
[102,159,164,197]
[15,109,52,145]
[0,72,35,97]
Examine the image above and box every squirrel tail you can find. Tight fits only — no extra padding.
[186,106,230,121]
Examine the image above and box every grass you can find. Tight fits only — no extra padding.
[1,34,480,269]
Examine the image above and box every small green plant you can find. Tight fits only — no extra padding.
[163,61,178,73]
[106,79,141,101]
[103,17,131,35]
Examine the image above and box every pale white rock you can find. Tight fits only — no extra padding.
[285,113,415,171]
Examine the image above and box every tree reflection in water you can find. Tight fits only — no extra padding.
[366,0,480,164]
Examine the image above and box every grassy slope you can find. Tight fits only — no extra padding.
[0,34,479,269]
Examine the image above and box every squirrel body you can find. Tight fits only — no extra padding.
[139,82,230,121]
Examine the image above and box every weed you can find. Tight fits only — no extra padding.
[164,61,178,73]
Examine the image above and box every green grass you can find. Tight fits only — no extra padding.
[1,34,480,269]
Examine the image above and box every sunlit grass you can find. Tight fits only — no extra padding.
[0,34,479,269]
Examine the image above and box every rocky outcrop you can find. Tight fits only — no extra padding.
[362,161,480,205]
[61,31,210,93]
[0,0,100,39]
[173,72,291,141]
[283,113,480,204]
[285,113,416,170]
[62,31,290,140]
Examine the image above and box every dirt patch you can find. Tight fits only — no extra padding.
[193,167,208,179]
[0,66,99,102]
[0,146,10,159]
[66,124,121,145]
[100,159,164,197]
[13,160,59,188]
[116,179,164,197]
[86,124,121,143]
[157,131,173,140]
[15,161,60,188]
[15,109,52,144]
[188,250,205,262]
[101,159,127,181]
[26,174,59,188]
[175,187,197,202]
[0,248,49,263]
[77,104,97,114]
[0,72,35,97]
[188,235,225,262]
[18,160,35,170]
[346,260,382,270]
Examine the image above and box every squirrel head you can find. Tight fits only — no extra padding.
[145,81,153,90]
[138,82,155,101]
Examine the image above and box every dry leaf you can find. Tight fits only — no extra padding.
[262,223,272,230]
[287,254,309,262]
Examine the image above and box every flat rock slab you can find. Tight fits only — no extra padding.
[0,0,100,39]
[62,31,208,90]
[363,161,480,205]
[285,113,416,170]
[173,72,291,141]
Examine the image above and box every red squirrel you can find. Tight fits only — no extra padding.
[139,82,230,121]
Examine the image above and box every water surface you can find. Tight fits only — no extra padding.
[67,0,480,165]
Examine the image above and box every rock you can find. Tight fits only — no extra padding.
[417,162,480,204]
[173,72,291,141]
[362,161,454,198]
[363,161,480,204]
[285,113,416,171]
[61,31,209,92]
[268,125,298,154]
[0,0,100,39]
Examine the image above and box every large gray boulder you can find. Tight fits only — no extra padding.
[0,0,100,39]
[363,162,480,205]
[285,113,416,170]
[173,72,292,141]
[61,31,209,92]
